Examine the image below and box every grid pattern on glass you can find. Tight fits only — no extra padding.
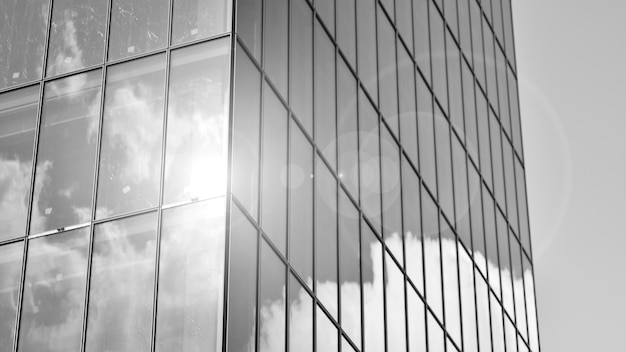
[229,0,540,351]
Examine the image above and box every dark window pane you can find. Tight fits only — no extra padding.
[357,0,378,104]
[232,46,260,219]
[0,86,38,241]
[289,123,313,285]
[264,0,288,98]
[0,241,24,351]
[227,203,258,352]
[96,55,166,219]
[288,275,312,352]
[259,240,286,352]
[361,222,384,352]
[261,83,288,255]
[163,39,230,205]
[108,0,169,61]
[337,57,359,199]
[86,212,158,351]
[156,199,226,352]
[0,0,48,89]
[46,0,107,77]
[172,0,231,45]
[314,23,337,169]
[31,70,102,234]
[18,228,89,352]
[338,190,361,349]
[290,0,313,134]
[237,0,262,61]
[359,89,381,232]
[315,158,338,318]
[377,7,398,135]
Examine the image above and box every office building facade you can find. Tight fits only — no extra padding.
[0,0,539,351]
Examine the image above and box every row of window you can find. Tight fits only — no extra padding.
[0,37,230,241]
[0,0,231,90]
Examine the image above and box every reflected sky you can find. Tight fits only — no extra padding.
[0,241,23,351]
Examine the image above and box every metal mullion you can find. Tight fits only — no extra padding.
[39,0,54,83]
[92,206,161,225]
[284,3,291,350]
[10,79,45,352]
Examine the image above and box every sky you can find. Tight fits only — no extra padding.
[513,1,626,350]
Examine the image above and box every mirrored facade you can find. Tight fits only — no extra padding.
[0,0,539,351]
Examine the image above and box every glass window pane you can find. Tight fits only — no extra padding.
[483,186,501,296]
[261,83,288,255]
[237,0,262,61]
[290,0,313,134]
[491,294,506,352]
[316,0,335,36]
[172,0,231,45]
[315,158,338,319]
[264,0,288,98]
[0,86,38,241]
[524,258,539,352]
[338,190,361,349]
[18,228,89,352]
[377,9,398,134]
[441,217,461,345]
[447,31,463,135]
[316,307,337,352]
[468,163,487,273]
[337,57,359,199]
[511,235,527,341]
[422,190,443,320]
[470,0,485,86]
[258,240,286,352]
[86,212,158,351]
[227,203,258,352]
[402,157,423,294]
[435,103,454,223]
[336,0,356,68]
[427,313,444,352]
[232,46,261,220]
[380,126,402,262]
[476,273,492,352]
[476,91,493,188]
[417,76,436,192]
[31,70,102,234]
[459,247,478,352]
[163,39,230,205]
[289,123,313,286]
[46,0,107,77]
[398,45,418,165]
[289,275,313,352]
[357,0,378,103]
[108,0,169,61]
[359,89,381,232]
[385,256,406,352]
[0,0,49,89]
[0,241,24,351]
[430,8,447,114]
[462,59,479,162]
[407,287,426,352]
[413,0,430,82]
[156,199,226,352]
[314,22,337,169]
[361,222,384,352]
[491,112,506,210]
[452,136,471,250]
[96,54,166,219]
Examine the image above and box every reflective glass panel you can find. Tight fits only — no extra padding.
[86,212,158,351]
[429,8,447,114]
[377,7,399,134]
[46,0,107,77]
[315,159,338,319]
[261,83,288,255]
[380,126,402,262]
[422,190,443,320]
[476,273,492,352]
[227,203,258,352]
[402,157,423,294]
[163,39,230,205]
[452,136,472,250]
[258,240,286,352]
[398,45,418,165]
[314,23,337,169]
[357,0,378,103]
[407,287,427,352]
[0,241,24,351]
[441,217,461,345]
[413,0,430,82]
[288,275,312,352]
[232,45,260,219]
[427,313,445,352]
[359,89,381,233]
[337,57,359,199]
[336,0,356,68]
[317,307,337,352]
[385,256,406,352]
[289,123,313,286]
[361,222,384,352]
[0,0,49,89]
[237,0,262,60]
[316,0,335,35]
[172,0,231,45]
[31,70,102,234]
[290,0,313,134]
[434,107,454,221]
[18,228,89,352]
[156,199,226,352]
[459,247,478,352]
[0,86,38,241]
[417,76,436,193]
[96,54,166,219]
[108,0,168,61]
[491,294,506,352]
[264,0,288,98]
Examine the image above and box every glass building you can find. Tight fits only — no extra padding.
[0,0,539,351]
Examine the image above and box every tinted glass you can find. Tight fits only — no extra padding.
[163,39,230,205]
[237,0,262,60]
[172,0,231,45]
[0,0,49,89]
[0,86,38,241]
[108,0,169,61]
[0,241,24,351]
[156,199,226,351]
[86,212,158,351]
[46,0,107,77]
[31,70,102,234]
[96,55,166,219]
[18,228,89,352]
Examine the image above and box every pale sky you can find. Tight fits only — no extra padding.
[513,0,626,350]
